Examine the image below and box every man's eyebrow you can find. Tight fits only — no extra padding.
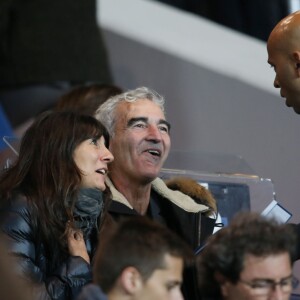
[127,117,171,131]
[252,274,293,282]
[127,117,147,127]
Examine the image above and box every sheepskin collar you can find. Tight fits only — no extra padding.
[105,177,209,213]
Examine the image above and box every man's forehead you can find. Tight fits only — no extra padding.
[117,99,165,119]
[242,252,291,275]
[268,31,293,58]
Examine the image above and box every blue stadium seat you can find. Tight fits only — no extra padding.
[0,104,14,151]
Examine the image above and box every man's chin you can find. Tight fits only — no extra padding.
[141,169,160,182]
[285,96,300,113]
[293,107,300,114]
[286,99,300,114]
[285,98,291,108]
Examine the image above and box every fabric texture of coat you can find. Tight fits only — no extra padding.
[0,193,99,300]
[76,284,108,300]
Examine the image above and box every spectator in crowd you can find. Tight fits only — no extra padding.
[55,83,123,116]
[95,86,219,299]
[78,217,192,300]
[0,111,113,299]
[197,212,297,300]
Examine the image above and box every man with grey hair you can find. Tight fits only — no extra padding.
[95,86,218,299]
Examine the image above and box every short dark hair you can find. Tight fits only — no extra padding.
[93,216,192,293]
[197,212,296,298]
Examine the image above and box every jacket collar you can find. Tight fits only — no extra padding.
[105,177,209,213]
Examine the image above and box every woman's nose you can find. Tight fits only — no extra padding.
[101,146,114,163]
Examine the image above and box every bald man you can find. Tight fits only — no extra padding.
[267,10,300,114]
[267,11,300,264]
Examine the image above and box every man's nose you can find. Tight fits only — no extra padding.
[270,284,285,300]
[274,75,280,88]
[146,125,162,142]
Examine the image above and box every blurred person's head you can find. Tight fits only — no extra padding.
[197,212,297,300]
[93,217,192,300]
[56,83,123,116]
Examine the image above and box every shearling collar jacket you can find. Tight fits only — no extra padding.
[103,176,218,300]
[106,176,210,213]
[105,176,216,250]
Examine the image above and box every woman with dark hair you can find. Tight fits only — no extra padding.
[0,111,114,300]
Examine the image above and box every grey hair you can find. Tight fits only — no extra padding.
[95,86,166,136]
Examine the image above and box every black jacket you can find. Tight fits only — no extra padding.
[77,284,108,300]
[0,193,98,300]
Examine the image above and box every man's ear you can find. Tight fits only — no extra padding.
[293,51,300,76]
[214,271,230,298]
[120,266,143,295]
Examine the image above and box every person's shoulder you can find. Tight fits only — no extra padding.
[1,191,29,209]
[76,283,108,300]
[1,192,31,212]
[0,191,34,231]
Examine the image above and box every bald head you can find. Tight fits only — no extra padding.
[268,11,300,50]
[267,10,300,114]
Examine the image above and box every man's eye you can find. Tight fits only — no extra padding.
[134,123,146,128]
[281,278,292,286]
[159,125,169,133]
[251,281,269,288]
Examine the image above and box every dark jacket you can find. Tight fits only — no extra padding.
[103,177,218,300]
[0,0,111,86]
[0,193,99,300]
[105,177,217,250]
[289,223,300,261]
[76,284,108,300]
